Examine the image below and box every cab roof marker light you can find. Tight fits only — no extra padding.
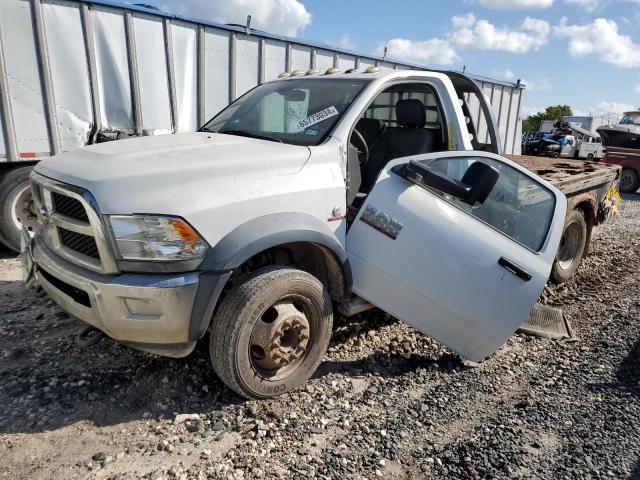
[324,67,340,75]
[305,68,319,75]
[345,68,357,74]
[365,66,380,74]
[278,72,290,78]
[290,70,305,77]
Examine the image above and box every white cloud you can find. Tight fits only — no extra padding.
[476,0,554,9]
[476,0,603,10]
[377,38,461,66]
[380,13,550,66]
[590,101,636,115]
[635,84,640,93]
[452,13,478,28]
[554,17,640,68]
[337,33,355,50]
[563,0,602,11]
[451,15,550,53]
[153,0,311,36]
[523,106,546,117]
[521,77,552,90]
[492,69,515,80]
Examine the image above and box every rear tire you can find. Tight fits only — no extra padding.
[550,209,588,284]
[586,153,594,162]
[209,267,333,399]
[0,166,36,252]
[619,168,639,193]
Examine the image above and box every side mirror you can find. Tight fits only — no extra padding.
[402,160,499,206]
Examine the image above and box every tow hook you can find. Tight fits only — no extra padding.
[76,326,105,349]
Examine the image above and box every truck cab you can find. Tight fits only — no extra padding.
[24,69,567,399]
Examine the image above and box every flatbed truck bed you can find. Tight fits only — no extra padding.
[509,155,621,282]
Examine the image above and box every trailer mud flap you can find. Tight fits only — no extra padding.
[518,304,575,340]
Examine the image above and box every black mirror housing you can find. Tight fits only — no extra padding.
[403,161,471,200]
[460,161,500,205]
[401,159,499,206]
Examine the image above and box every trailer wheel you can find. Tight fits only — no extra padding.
[209,267,333,399]
[0,166,37,252]
[586,153,595,162]
[551,210,588,284]
[619,168,639,193]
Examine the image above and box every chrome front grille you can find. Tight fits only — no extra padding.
[52,192,89,223]
[59,228,100,259]
[31,173,118,274]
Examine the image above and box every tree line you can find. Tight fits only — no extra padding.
[523,105,573,133]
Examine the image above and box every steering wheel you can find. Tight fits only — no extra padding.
[350,128,369,165]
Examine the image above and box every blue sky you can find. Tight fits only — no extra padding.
[147,0,640,118]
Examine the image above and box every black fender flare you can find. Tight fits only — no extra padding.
[189,213,352,340]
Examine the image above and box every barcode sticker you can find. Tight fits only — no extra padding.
[294,106,339,131]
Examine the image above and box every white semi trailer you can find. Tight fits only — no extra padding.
[0,0,526,252]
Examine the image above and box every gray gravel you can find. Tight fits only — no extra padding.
[0,194,639,480]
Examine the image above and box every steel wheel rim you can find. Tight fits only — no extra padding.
[10,185,38,233]
[249,296,314,380]
[557,221,582,270]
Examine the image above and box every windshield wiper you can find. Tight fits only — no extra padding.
[217,129,283,143]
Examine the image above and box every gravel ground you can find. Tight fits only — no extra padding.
[1,194,639,480]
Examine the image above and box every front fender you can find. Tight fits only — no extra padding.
[200,213,349,272]
[189,213,351,340]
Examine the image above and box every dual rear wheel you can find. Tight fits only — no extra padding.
[551,209,588,284]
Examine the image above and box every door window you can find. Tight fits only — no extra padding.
[425,156,556,251]
[363,86,443,129]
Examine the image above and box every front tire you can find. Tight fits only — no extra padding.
[0,166,37,252]
[209,267,333,399]
[550,209,588,284]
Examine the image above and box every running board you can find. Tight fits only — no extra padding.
[518,303,576,340]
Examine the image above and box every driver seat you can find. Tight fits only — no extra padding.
[362,99,435,191]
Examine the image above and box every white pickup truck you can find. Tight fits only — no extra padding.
[23,69,568,399]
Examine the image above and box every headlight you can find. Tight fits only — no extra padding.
[108,215,209,261]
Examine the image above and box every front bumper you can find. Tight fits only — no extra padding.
[29,236,202,357]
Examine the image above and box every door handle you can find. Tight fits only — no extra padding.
[499,257,532,282]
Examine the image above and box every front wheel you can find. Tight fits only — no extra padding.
[209,267,333,399]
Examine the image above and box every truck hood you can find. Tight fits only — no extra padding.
[34,132,311,214]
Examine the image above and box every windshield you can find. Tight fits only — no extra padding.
[620,114,640,126]
[201,78,371,146]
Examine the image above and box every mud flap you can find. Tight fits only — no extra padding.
[518,304,576,341]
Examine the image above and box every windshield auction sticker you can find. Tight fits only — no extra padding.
[294,106,339,131]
